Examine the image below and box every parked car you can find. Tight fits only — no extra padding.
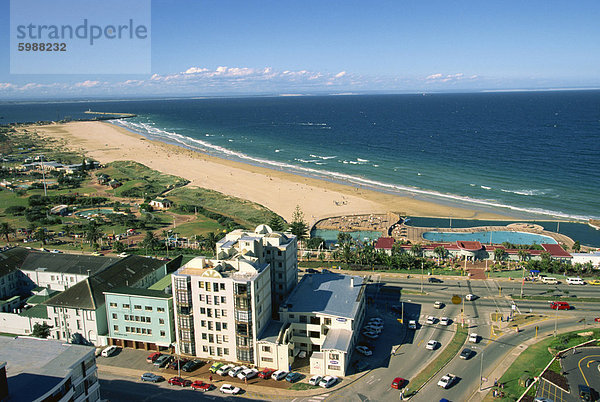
[434,301,444,309]
[426,316,436,324]
[146,352,161,363]
[426,340,439,350]
[258,368,275,379]
[362,330,379,339]
[460,348,473,360]
[465,294,477,301]
[368,317,384,325]
[550,301,571,310]
[101,345,118,357]
[408,320,417,330]
[428,277,443,283]
[209,362,225,373]
[168,376,192,387]
[141,372,165,382]
[363,324,383,333]
[237,368,258,380]
[355,345,373,356]
[168,358,189,370]
[154,354,172,368]
[309,375,323,386]
[439,317,451,326]
[182,359,204,372]
[272,370,288,381]
[219,384,241,394]
[391,377,406,389]
[216,364,234,376]
[191,380,212,392]
[319,375,338,388]
[579,384,592,401]
[229,366,247,378]
[286,372,302,383]
[469,333,479,343]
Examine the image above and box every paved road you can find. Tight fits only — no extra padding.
[559,346,600,402]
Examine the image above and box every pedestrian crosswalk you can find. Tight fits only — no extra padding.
[307,393,330,402]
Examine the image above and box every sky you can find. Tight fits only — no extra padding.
[1,0,600,99]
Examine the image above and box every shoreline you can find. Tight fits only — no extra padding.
[23,120,556,223]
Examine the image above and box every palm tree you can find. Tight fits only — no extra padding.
[142,231,159,254]
[85,223,103,247]
[494,248,508,262]
[517,249,529,263]
[434,246,446,262]
[205,232,220,255]
[0,222,13,243]
[34,228,47,245]
[410,244,423,257]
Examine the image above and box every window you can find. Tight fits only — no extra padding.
[159,318,165,325]
[324,318,332,325]
[198,281,204,289]
[114,325,119,332]
[123,304,130,309]
[222,323,228,330]
[208,321,213,330]
[299,315,307,323]
[201,333,207,340]
[207,308,212,317]
[221,309,227,317]
[216,322,221,331]
[109,302,117,308]
[213,283,219,292]
[261,345,271,352]
[289,314,295,319]
[216,335,222,344]
[146,317,151,323]
[223,335,229,342]
[278,250,282,256]
[215,309,221,318]
[278,262,282,267]
[220,283,225,290]
[262,357,273,362]
[205,282,211,292]
[214,296,219,305]
[224,348,229,355]
[199,294,205,302]
[134,305,142,310]
[148,329,152,335]
[209,334,214,343]
[201,320,206,327]
[200,307,206,314]
[160,330,166,337]
[209,346,215,355]
[206,296,212,305]
[142,328,147,334]
[145,306,152,311]
[221,296,226,303]
[310,316,320,325]
[112,313,117,319]
[202,345,208,352]
[157,307,165,313]
[309,331,320,338]
[329,353,339,360]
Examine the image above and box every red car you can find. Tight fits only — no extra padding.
[258,368,275,379]
[146,352,162,363]
[391,377,406,389]
[168,376,192,387]
[191,381,212,392]
[595,317,600,322]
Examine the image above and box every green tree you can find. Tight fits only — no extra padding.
[572,241,581,252]
[113,241,126,253]
[0,222,13,243]
[269,216,285,231]
[289,205,308,246]
[410,243,423,257]
[517,249,529,262]
[32,322,53,338]
[34,227,47,245]
[433,246,446,260]
[337,232,352,245]
[142,231,159,254]
[494,248,508,261]
[85,222,103,247]
[205,232,220,255]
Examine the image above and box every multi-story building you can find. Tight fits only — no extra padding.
[104,286,175,351]
[216,225,297,314]
[172,255,271,365]
[0,336,100,402]
[257,272,366,377]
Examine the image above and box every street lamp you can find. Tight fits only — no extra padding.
[471,345,485,391]
[420,261,424,293]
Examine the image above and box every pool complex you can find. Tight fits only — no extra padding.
[310,229,383,244]
[422,231,557,245]
[74,209,116,217]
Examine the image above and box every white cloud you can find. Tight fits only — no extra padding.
[334,71,347,78]
[425,73,479,83]
[0,83,15,90]
[74,80,100,88]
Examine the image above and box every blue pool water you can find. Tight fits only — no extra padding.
[311,229,383,245]
[422,231,557,245]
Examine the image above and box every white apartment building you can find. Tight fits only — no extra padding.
[172,255,272,365]
[256,272,366,377]
[0,336,100,402]
[216,225,297,314]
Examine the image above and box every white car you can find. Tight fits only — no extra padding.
[434,301,444,309]
[426,340,439,350]
[355,345,373,356]
[101,345,118,357]
[216,364,234,376]
[309,375,323,386]
[465,294,476,301]
[219,384,241,394]
[362,330,379,339]
[319,375,338,388]
[272,370,288,381]
[228,365,246,377]
[566,277,585,285]
[437,373,457,388]
[408,320,417,330]
[439,317,451,326]
[237,368,258,380]
[469,333,479,343]
[426,316,436,324]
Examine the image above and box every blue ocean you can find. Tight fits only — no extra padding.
[1,91,599,223]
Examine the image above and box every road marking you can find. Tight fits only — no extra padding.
[417,339,424,347]
[578,354,600,387]
[587,359,597,368]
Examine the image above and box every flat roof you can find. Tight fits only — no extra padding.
[0,336,94,402]
[321,328,352,352]
[257,320,285,344]
[104,286,171,299]
[147,274,172,291]
[19,250,119,276]
[283,272,363,319]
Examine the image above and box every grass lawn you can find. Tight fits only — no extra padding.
[405,324,468,396]
[173,219,225,237]
[99,161,188,198]
[490,270,525,279]
[289,383,319,391]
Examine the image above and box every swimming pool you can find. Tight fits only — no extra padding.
[310,229,383,244]
[422,231,557,245]
[75,208,116,217]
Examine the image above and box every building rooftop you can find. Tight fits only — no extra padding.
[104,286,172,299]
[456,241,483,251]
[321,328,352,352]
[0,247,29,278]
[0,336,94,402]
[282,272,364,319]
[257,320,285,344]
[44,256,168,310]
[19,304,49,319]
[374,237,395,250]
[541,244,572,258]
[147,274,172,291]
[19,249,120,276]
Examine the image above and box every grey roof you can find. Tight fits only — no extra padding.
[219,240,236,249]
[104,286,172,299]
[19,304,49,319]
[0,336,94,402]
[0,247,29,277]
[282,273,364,319]
[239,236,261,242]
[44,256,167,310]
[321,328,352,352]
[19,250,119,276]
[258,320,285,343]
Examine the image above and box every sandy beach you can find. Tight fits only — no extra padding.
[27,121,514,223]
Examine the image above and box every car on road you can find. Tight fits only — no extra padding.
[459,348,473,360]
[101,345,119,357]
[309,375,323,386]
[363,324,383,333]
[426,340,439,350]
[567,277,585,285]
[428,277,443,283]
[542,276,559,284]
[533,398,554,402]
[437,373,457,388]
[219,384,241,394]
[154,354,172,368]
[319,375,338,388]
[391,377,406,389]
[355,345,373,356]
[168,376,192,387]
[465,294,477,301]
[434,301,444,309]
[216,364,234,376]
[469,333,479,343]
[258,368,275,379]
[182,359,204,372]
[408,320,417,330]
[141,373,165,383]
[439,317,451,326]
[362,330,379,339]
[238,368,258,380]
[272,370,288,381]
[209,362,224,373]
[229,365,247,378]
[588,279,600,285]
[550,301,571,310]
[369,317,384,325]
[286,372,302,383]
[146,352,161,363]
[426,316,436,324]
[191,380,212,392]
[579,384,592,401]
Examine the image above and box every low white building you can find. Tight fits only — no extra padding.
[571,252,600,268]
[0,336,100,402]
